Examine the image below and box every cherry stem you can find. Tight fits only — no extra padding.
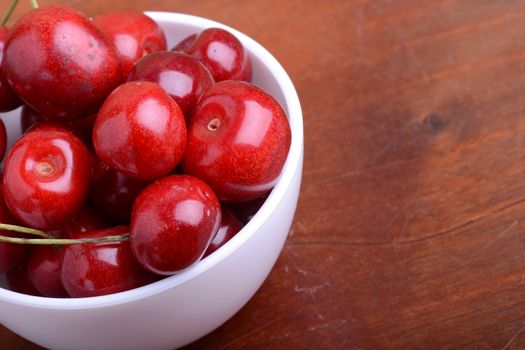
[0,233,129,245]
[0,223,51,238]
[2,0,19,26]
[29,0,38,9]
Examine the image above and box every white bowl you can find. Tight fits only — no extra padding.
[0,11,303,350]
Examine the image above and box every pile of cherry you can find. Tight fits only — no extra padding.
[0,4,290,298]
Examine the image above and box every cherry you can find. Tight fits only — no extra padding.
[182,80,291,202]
[61,226,156,298]
[53,204,108,239]
[89,158,149,224]
[0,26,22,112]
[203,207,242,258]
[3,5,123,120]
[93,81,187,181]
[27,245,68,297]
[0,179,29,274]
[128,51,214,120]
[93,11,167,77]
[185,28,252,82]
[0,119,6,162]
[3,124,92,230]
[6,261,41,296]
[227,195,268,224]
[21,105,97,146]
[171,33,197,52]
[130,175,221,275]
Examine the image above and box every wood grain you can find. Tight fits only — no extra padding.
[2,0,525,349]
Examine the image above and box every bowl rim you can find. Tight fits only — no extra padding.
[0,11,303,310]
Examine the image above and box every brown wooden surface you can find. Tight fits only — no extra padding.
[3,0,525,349]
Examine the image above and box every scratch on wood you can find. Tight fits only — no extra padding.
[501,322,525,350]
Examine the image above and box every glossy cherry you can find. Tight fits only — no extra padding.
[203,207,242,258]
[89,158,149,224]
[52,204,108,239]
[182,80,291,202]
[130,175,221,275]
[227,195,268,224]
[93,11,167,77]
[128,51,214,120]
[0,26,22,112]
[0,179,28,273]
[93,81,187,181]
[171,33,197,52]
[6,262,41,296]
[27,245,68,297]
[21,105,97,146]
[3,124,92,230]
[61,226,156,298]
[185,28,252,82]
[3,5,123,120]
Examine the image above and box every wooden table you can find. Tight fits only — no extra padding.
[3,0,525,348]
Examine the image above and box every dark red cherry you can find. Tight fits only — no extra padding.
[21,105,97,146]
[130,175,221,275]
[93,11,167,77]
[93,81,187,181]
[54,205,108,239]
[0,180,29,274]
[128,51,214,120]
[203,208,242,258]
[27,245,68,298]
[0,26,22,112]
[3,124,92,230]
[182,80,291,202]
[227,195,268,224]
[61,226,156,298]
[3,5,123,120]
[171,33,196,52]
[0,119,6,162]
[89,158,149,224]
[6,261,41,296]
[186,28,252,82]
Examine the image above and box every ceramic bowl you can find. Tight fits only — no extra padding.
[0,11,303,350]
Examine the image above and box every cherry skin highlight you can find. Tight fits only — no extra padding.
[203,208,242,258]
[182,80,291,202]
[3,5,123,120]
[0,26,22,112]
[27,245,68,298]
[186,28,252,82]
[128,51,214,120]
[93,81,187,181]
[93,11,167,77]
[3,124,92,230]
[89,158,149,224]
[61,226,156,298]
[130,175,221,275]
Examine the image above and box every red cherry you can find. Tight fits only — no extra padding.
[203,208,242,258]
[53,204,108,239]
[171,33,197,52]
[3,5,123,120]
[0,180,29,274]
[182,80,291,202]
[227,195,268,224]
[6,262,41,296]
[89,158,149,224]
[21,105,97,146]
[0,26,22,112]
[27,245,68,298]
[93,81,187,181]
[0,119,6,162]
[61,226,156,298]
[3,125,92,230]
[128,51,214,120]
[186,28,252,82]
[93,11,167,77]
[130,175,221,275]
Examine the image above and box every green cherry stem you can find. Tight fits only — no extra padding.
[29,0,39,9]
[0,223,51,238]
[2,0,19,26]
[0,233,130,245]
